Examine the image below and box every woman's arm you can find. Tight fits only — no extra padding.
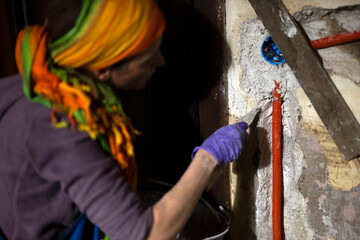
[147,149,217,240]
[147,121,248,240]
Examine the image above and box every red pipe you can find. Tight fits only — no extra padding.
[272,81,282,240]
[310,30,360,50]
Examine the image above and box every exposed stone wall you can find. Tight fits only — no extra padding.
[226,1,360,239]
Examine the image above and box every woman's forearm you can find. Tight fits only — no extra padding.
[147,149,217,240]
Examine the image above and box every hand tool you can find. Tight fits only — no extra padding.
[206,108,260,191]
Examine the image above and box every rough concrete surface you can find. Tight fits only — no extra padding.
[294,6,360,86]
[297,125,360,239]
[228,5,360,240]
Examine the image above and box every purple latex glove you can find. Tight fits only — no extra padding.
[191,122,248,165]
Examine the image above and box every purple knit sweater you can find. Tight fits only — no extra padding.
[0,74,153,240]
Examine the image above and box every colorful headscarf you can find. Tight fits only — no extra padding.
[15,0,166,189]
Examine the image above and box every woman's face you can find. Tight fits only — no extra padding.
[109,36,165,90]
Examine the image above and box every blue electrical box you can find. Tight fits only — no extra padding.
[261,36,285,65]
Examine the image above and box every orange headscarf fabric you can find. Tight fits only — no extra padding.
[15,0,166,189]
[49,0,166,70]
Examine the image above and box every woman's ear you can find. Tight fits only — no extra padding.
[91,68,111,81]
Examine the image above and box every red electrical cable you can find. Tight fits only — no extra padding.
[310,30,360,50]
[272,81,282,240]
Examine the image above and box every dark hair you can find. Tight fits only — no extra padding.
[46,0,83,42]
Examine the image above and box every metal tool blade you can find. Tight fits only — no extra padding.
[240,108,260,128]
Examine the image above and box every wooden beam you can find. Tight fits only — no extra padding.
[248,0,360,161]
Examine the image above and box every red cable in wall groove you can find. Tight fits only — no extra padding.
[310,30,360,50]
[272,81,282,240]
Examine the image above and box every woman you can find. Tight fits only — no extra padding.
[0,0,248,239]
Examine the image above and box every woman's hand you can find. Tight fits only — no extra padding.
[192,122,248,164]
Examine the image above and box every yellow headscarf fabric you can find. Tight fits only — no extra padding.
[49,0,166,70]
[15,0,166,190]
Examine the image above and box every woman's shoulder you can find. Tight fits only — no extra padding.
[0,75,95,159]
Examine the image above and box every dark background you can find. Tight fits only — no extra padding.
[0,0,230,209]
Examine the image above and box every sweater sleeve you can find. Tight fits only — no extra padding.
[24,107,153,240]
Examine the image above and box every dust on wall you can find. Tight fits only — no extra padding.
[226,2,360,239]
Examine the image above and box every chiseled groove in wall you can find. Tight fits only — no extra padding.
[282,91,314,239]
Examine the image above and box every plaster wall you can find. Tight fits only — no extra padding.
[225,1,360,239]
